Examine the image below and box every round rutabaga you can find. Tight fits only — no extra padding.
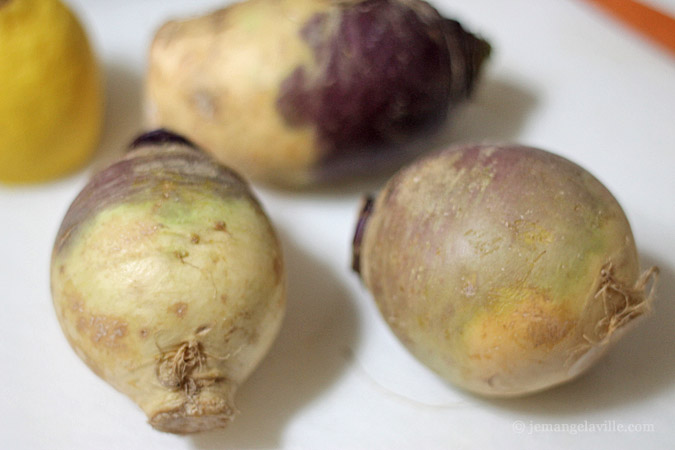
[50,130,285,433]
[353,144,658,397]
[145,0,490,186]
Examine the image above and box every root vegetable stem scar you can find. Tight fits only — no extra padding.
[156,340,224,396]
[155,336,243,396]
[593,263,659,339]
[566,263,659,367]
[157,341,205,391]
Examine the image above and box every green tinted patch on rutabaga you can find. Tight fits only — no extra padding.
[57,191,262,278]
[55,189,278,323]
[147,187,249,228]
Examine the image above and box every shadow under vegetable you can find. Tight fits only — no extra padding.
[190,228,360,449]
[299,73,539,198]
[441,74,538,145]
[89,61,145,173]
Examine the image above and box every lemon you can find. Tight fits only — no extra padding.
[0,0,103,183]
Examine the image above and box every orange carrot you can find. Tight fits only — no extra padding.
[581,0,675,56]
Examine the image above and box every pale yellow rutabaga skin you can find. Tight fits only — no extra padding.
[356,144,657,397]
[50,138,285,433]
[145,0,324,186]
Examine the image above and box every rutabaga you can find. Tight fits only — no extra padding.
[51,130,286,433]
[353,144,658,397]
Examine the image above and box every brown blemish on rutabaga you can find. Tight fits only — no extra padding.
[69,297,84,313]
[222,310,262,346]
[214,221,228,232]
[140,328,150,339]
[223,326,240,344]
[75,313,129,350]
[525,309,574,349]
[174,250,189,261]
[170,302,189,318]
[195,325,212,336]
[190,233,201,244]
[192,90,219,120]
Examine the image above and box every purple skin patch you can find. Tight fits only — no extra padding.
[129,128,197,152]
[277,0,491,180]
[352,195,375,275]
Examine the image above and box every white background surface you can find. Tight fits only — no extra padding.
[1,0,674,449]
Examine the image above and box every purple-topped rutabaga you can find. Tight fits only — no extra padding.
[353,144,658,397]
[146,0,490,186]
[51,130,286,433]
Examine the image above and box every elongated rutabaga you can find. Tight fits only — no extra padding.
[51,130,285,433]
[145,0,491,186]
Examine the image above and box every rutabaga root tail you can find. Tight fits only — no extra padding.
[593,263,659,341]
[566,263,659,368]
[156,340,225,396]
[151,340,238,433]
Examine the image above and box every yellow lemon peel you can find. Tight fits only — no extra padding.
[0,0,103,183]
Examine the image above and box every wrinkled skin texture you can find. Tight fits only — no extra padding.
[146,0,490,186]
[51,132,285,433]
[355,144,656,397]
